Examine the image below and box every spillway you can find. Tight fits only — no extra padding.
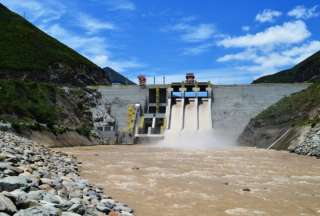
[168,99,212,132]
[198,99,212,131]
[165,80,213,138]
[184,99,198,131]
[170,100,184,131]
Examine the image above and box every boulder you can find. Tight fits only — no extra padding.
[0,193,17,214]
[96,202,111,214]
[0,176,29,192]
[13,206,60,216]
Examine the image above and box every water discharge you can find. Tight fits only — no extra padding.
[169,100,183,131]
[162,98,230,149]
[184,100,197,131]
[199,100,212,131]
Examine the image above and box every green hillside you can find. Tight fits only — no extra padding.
[0,3,109,86]
[0,80,94,137]
[253,51,320,83]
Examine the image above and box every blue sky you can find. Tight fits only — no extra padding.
[1,0,320,84]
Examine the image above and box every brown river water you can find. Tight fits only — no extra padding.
[57,145,320,216]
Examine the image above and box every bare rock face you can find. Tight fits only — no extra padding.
[0,131,135,216]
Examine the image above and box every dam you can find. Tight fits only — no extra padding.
[92,74,309,145]
[63,74,318,216]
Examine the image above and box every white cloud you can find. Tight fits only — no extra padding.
[217,49,257,62]
[218,40,320,75]
[78,14,115,34]
[183,43,214,55]
[168,23,216,43]
[218,20,310,48]
[1,0,66,23]
[43,24,107,59]
[255,9,282,23]
[241,26,250,32]
[105,0,136,11]
[282,40,320,63]
[42,24,144,71]
[288,5,319,19]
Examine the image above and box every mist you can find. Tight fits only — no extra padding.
[155,129,237,150]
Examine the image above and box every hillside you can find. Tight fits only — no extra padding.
[238,83,320,155]
[0,80,99,144]
[253,51,320,83]
[0,3,109,86]
[104,67,136,85]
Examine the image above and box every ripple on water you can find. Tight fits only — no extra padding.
[225,208,267,216]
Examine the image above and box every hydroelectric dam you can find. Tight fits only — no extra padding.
[91,74,309,145]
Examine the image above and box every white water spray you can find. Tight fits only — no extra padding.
[157,99,236,150]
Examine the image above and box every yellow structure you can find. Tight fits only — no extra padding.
[127,105,136,133]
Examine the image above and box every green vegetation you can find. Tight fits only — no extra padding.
[0,80,59,126]
[0,80,93,137]
[0,4,98,72]
[256,83,320,126]
[253,51,320,83]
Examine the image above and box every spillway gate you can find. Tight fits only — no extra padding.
[134,79,213,143]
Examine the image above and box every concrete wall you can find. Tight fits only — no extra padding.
[212,84,310,143]
[98,85,148,131]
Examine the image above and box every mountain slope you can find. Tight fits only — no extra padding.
[103,67,136,85]
[0,3,109,86]
[253,51,320,83]
[0,80,97,138]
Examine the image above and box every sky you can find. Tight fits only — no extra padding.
[1,0,320,84]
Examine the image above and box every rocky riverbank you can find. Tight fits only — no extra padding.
[0,131,134,216]
[292,124,320,158]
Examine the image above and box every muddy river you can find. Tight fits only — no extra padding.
[58,145,320,216]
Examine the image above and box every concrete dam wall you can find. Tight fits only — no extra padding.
[212,84,310,143]
[98,85,148,130]
[94,83,309,144]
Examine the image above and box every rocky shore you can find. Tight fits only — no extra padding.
[0,131,134,216]
[292,124,320,158]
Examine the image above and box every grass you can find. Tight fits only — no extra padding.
[0,80,59,125]
[256,83,320,126]
[0,3,99,72]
